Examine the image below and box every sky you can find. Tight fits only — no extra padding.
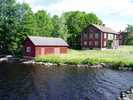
[17,0,133,32]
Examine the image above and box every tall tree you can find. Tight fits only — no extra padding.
[123,24,133,45]
[18,3,36,36]
[0,0,20,54]
[51,15,68,41]
[34,10,54,36]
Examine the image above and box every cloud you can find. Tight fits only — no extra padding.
[17,0,133,31]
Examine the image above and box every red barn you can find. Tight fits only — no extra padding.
[23,36,69,58]
[81,24,119,49]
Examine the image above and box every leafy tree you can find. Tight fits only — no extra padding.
[123,25,133,45]
[0,1,35,55]
[34,10,54,36]
[51,15,60,37]
[51,15,68,41]
[18,3,36,36]
[0,0,20,54]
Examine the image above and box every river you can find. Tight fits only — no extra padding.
[0,63,133,100]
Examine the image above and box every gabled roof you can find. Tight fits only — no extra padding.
[92,24,117,34]
[28,36,69,46]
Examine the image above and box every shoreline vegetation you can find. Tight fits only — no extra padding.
[35,46,133,70]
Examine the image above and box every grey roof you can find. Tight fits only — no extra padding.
[28,36,69,46]
[92,24,117,34]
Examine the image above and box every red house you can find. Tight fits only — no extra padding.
[81,24,119,49]
[23,36,69,58]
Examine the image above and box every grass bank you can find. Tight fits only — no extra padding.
[35,46,133,69]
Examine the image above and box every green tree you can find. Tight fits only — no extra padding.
[51,15,68,41]
[34,10,54,36]
[51,15,60,37]
[0,0,20,54]
[124,25,133,45]
[0,1,35,55]
[18,3,36,36]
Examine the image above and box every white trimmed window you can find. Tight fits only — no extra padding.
[114,35,117,39]
[89,41,92,46]
[104,33,107,38]
[104,41,106,46]
[84,41,87,46]
[108,34,113,40]
[94,41,98,46]
[26,47,31,53]
[95,33,99,39]
[89,33,93,39]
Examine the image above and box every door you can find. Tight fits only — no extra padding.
[54,48,60,54]
[41,48,45,56]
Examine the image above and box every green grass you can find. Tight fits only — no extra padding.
[35,46,133,68]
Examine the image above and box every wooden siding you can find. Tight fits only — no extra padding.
[23,37,68,58]
[35,46,68,57]
[81,25,118,49]
[23,38,35,57]
[81,25,102,49]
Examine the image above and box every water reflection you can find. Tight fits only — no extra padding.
[0,64,133,100]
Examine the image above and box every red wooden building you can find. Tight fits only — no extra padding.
[81,24,119,49]
[23,36,69,58]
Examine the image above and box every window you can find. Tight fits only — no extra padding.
[26,47,31,53]
[84,33,87,38]
[108,34,113,40]
[95,33,99,39]
[89,33,93,39]
[104,33,107,38]
[89,41,92,46]
[114,35,117,39]
[104,41,106,46]
[84,41,87,46]
[94,41,98,46]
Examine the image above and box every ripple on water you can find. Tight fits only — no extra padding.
[0,64,133,100]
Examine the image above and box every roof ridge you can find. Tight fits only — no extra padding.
[28,36,62,39]
[27,36,68,46]
[91,24,117,34]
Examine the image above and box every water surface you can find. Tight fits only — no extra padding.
[0,63,133,100]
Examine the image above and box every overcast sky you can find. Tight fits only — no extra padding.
[17,0,133,32]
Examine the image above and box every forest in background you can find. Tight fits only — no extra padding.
[0,0,132,56]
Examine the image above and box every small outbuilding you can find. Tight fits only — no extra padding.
[23,36,69,58]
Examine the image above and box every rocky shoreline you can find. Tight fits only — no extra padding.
[22,60,133,71]
[117,87,133,100]
[1,56,133,70]
[22,60,110,68]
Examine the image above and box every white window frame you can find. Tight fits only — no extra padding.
[104,33,107,38]
[26,47,31,53]
[108,34,113,40]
